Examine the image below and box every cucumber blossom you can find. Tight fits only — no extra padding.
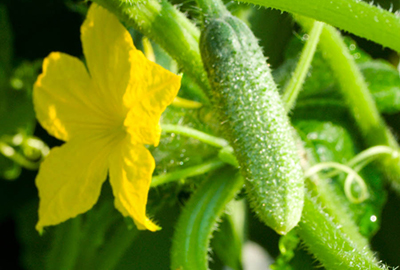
[200,13,304,234]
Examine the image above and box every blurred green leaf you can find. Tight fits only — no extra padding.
[275,36,400,115]
[295,120,355,163]
[359,60,400,114]
[295,120,386,238]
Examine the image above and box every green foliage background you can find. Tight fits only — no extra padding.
[2,0,400,269]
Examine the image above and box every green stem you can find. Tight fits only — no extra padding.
[297,16,400,191]
[171,169,244,270]
[234,0,400,52]
[151,158,225,187]
[161,124,229,148]
[297,191,385,270]
[172,97,203,109]
[282,20,323,112]
[0,141,41,170]
[92,0,210,103]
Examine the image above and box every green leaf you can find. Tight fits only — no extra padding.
[359,60,400,114]
[295,120,355,163]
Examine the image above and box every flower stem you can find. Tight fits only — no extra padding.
[151,158,225,187]
[234,0,400,52]
[92,0,210,103]
[171,97,203,109]
[282,20,323,112]
[161,124,229,148]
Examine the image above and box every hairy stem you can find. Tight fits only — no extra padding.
[282,20,323,112]
[161,124,229,148]
[151,158,225,187]
[234,0,400,52]
[297,191,385,270]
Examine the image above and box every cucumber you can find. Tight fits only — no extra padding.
[199,10,304,234]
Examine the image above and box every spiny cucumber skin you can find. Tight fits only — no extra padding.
[200,15,304,234]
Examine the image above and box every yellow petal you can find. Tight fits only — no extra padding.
[33,52,116,142]
[35,135,113,232]
[109,137,159,231]
[124,50,181,146]
[81,3,134,117]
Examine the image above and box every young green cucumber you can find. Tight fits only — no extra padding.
[200,13,304,234]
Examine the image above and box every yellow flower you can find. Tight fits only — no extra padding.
[33,4,181,232]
